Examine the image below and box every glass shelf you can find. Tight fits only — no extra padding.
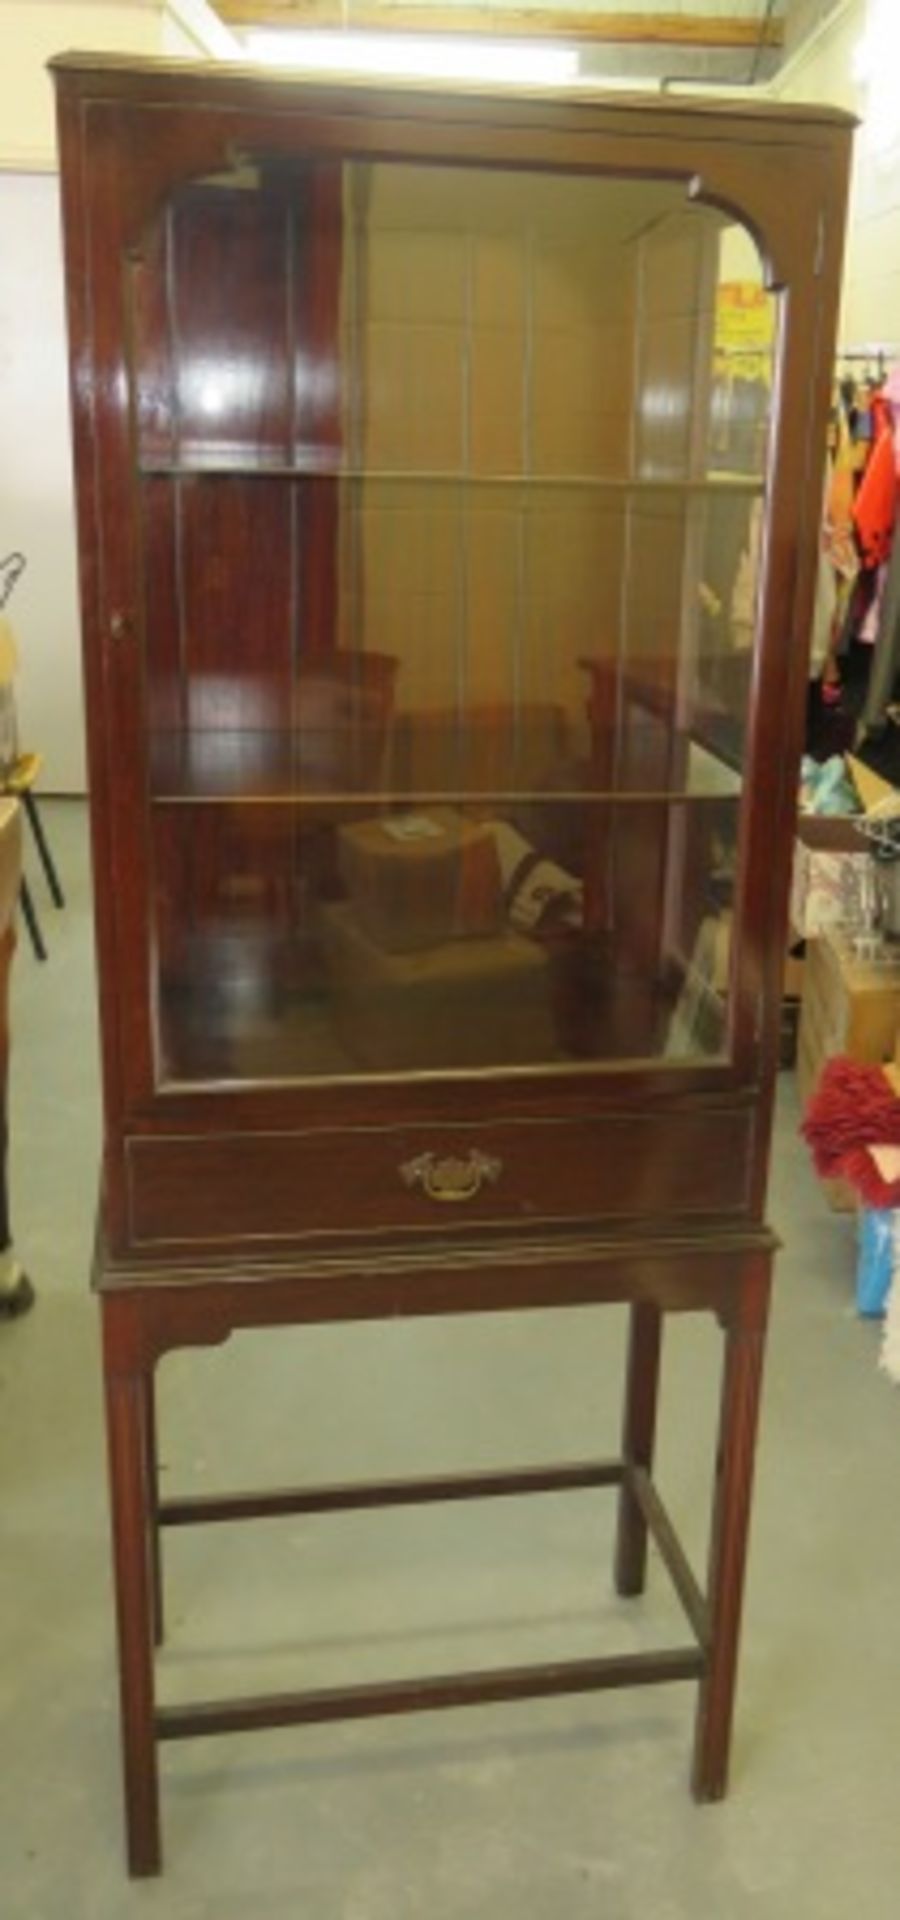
[137,455,764,495]
[147,731,743,805]
[150,789,742,807]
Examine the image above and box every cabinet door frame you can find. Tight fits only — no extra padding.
[56,74,850,1210]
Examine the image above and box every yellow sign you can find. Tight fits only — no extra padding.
[714,282,775,382]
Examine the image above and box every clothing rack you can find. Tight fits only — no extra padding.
[836,345,900,372]
[839,344,900,357]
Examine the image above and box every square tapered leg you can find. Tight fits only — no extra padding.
[614,1301,663,1597]
[692,1254,771,1800]
[102,1304,162,1877]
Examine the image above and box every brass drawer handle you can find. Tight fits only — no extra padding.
[400,1150,502,1204]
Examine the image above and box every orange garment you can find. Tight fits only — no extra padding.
[823,399,858,577]
[853,421,898,569]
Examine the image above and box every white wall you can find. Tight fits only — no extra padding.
[0,1,234,169]
[0,2,161,173]
[0,2,234,790]
[0,173,84,788]
[161,0,240,59]
[774,0,900,348]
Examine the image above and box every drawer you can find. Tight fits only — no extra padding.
[126,1108,754,1249]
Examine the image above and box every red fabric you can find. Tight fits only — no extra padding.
[853,424,899,568]
[801,1056,900,1179]
[872,392,893,440]
[840,1146,900,1209]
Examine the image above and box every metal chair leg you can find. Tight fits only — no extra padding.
[22,791,64,908]
[19,879,47,961]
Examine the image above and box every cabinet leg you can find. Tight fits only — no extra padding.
[141,1372,164,1649]
[692,1257,771,1802]
[103,1356,162,1877]
[614,1301,662,1596]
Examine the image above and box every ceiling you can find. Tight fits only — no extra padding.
[212,2,792,86]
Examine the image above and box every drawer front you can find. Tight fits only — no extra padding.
[126,1109,754,1248]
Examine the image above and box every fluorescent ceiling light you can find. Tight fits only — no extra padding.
[854,0,900,155]
[244,29,579,86]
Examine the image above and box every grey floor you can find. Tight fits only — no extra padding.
[2,802,899,1918]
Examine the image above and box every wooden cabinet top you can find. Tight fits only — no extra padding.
[50,48,854,135]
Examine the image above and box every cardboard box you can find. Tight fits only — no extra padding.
[320,903,554,1071]
[791,755,900,941]
[798,928,900,1211]
[846,756,900,817]
[783,942,806,1000]
[790,816,869,940]
[337,808,503,953]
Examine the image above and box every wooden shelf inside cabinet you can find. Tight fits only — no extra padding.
[146,731,743,806]
[138,458,767,494]
[53,49,852,1878]
[147,770,743,810]
[148,787,743,807]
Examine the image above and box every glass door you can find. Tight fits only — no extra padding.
[128,157,777,1086]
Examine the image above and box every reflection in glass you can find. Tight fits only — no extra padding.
[130,158,776,1084]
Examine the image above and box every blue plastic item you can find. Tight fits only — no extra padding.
[856,1208,895,1317]
[800,754,861,818]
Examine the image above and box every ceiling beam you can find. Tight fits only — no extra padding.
[214,6,785,49]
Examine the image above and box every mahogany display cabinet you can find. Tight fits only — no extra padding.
[53,53,852,1876]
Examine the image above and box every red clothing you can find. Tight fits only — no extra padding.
[853,420,898,568]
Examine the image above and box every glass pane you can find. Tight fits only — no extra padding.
[129,161,776,1085]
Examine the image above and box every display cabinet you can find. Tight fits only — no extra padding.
[53,53,851,1875]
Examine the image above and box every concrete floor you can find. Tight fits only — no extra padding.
[2,802,899,1918]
